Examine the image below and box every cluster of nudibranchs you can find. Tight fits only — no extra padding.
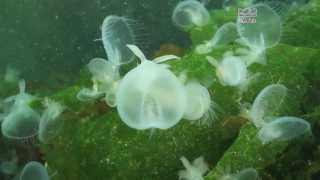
[73,1,312,179]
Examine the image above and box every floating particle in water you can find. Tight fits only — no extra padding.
[248,84,288,128]
[236,3,282,65]
[172,0,210,30]
[116,44,185,130]
[183,81,215,126]
[207,54,248,87]
[38,98,65,144]
[1,80,40,143]
[196,22,238,54]
[178,156,209,180]
[258,116,311,144]
[101,15,136,66]
[20,161,49,180]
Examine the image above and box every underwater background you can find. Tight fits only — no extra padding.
[0,0,320,179]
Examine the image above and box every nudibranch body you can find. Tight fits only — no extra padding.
[1,80,40,143]
[101,15,135,66]
[20,161,49,180]
[248,84,288,128]
[258,116,311,144]
[116,45,185,130]
[38,98,65,144]
[172,0,210,30]
[77,58,120,107]
[183,81,215,126]
[178,156,209,180]
[207,53,250,92]
[196,22,238,54]
[236,4,282,65]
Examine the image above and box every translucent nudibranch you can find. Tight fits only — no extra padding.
[38,98,65,144]
[196,22,238,54]
[248,84,288,128]
[1,80,40,143]
[236,3,282,65]
[20,161,49,180]
[178,156,209,180]
[77,58,120,107]
[101,15,135,66]
[258,116,311,144]
[116,44,185,130]
[207,54,249,89]
[172,0,210,30]
[183,81,215,125]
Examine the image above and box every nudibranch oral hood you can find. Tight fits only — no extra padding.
[116,44,186,130]
[101,15,136,66]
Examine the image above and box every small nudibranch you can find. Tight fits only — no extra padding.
[207,54,248,88]
[196,22,238,54]
[101,15,136,66]
[178,156,209,180]
[258,116,311,144]
[248,84,288,128]
[172,0,210,30]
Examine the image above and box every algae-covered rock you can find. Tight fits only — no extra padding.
[43,112,239,180]
[205,123,288,180]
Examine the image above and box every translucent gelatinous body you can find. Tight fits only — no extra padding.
[196,22,238,54]
[39,98,65,144]
[183,82,211,121]
[237,4,281,50]
[88,58,119,84]
[116,45,184,130]
[20,161,49,180]
[258,116,311,144]
[77,58,120,107]
[207,55,247,87]
[1,80,40,142]
[178,156,209,180]
[101,16,135,65]
[249,84,287,128]
[172,0,210,30]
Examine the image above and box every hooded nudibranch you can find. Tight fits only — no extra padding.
[207,53,249,89]
[1,80,40,143]
[20,161,49,180]
[236,3,282,65]
[196,22,238,54]
[183,81,215,126]
[101,15,135,66]
[172,0,210,30]
[248,84,288,128]
[77,58,120,107]
[178,156,209,180]
[258,116,311,144]
[116,44,186,130]
[38,98,65,144]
